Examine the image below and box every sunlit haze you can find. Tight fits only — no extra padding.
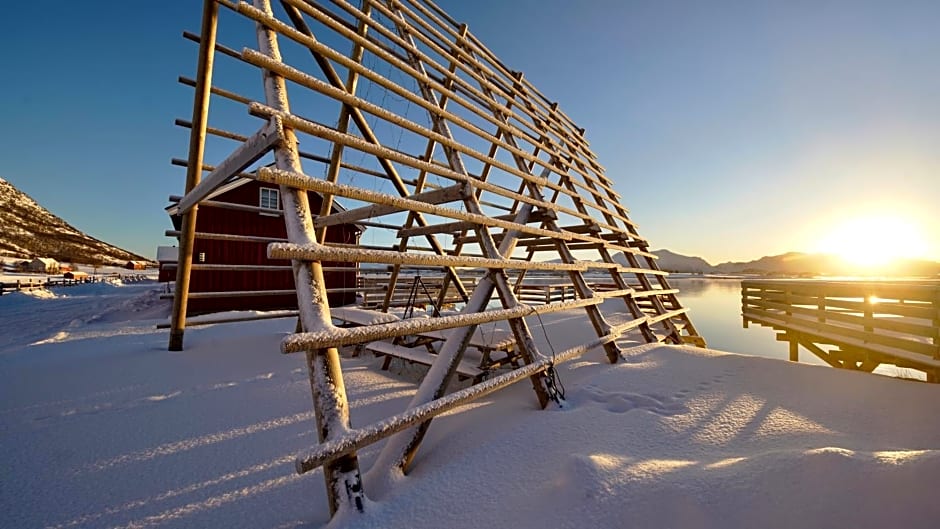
[813,214,929,267]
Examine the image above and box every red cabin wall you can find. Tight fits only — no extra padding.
[184,181,359,315]
[158,264,176,283]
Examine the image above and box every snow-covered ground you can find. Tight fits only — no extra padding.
[2,283,938,528]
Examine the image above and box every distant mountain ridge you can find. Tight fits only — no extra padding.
[0,177,149,265]
[617,249,940,277]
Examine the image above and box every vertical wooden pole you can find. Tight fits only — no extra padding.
[168,0,219,351]
[789,336,799,362]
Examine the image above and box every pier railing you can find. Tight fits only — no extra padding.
[742,279,940,380]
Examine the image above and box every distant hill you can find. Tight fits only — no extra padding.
[651,249,715,273]
[608,249,940,277]
[609,250,715,273]
[0,177,150,265]
[713,251,940,277]
[713,252,833,275]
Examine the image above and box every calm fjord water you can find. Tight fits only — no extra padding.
[671,277,826,367]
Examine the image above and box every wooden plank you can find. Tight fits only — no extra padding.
[156,310,298,329]
[330,307,400,326]
[280,295,607,352]
[753,292,936,320]
[165,229,288,243]
[183,289,297,299]
[190,264,293,271]
[365,341,483,381]
[246,2,606,204]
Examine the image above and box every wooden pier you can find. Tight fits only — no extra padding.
[742,279,940,381]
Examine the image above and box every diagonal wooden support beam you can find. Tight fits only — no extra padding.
[397,210,551,239]
[175,118,282,214]
[314,184,467,228]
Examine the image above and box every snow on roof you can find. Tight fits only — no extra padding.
[166,177,359,229]
[156,246,178,262]
[32,257,58,265]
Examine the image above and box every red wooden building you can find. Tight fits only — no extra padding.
[167,178,361,316]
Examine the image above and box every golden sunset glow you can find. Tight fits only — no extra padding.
[814,215,928,267]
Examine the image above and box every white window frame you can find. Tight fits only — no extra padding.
[259,187,281,211]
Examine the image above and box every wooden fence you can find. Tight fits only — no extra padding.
[0,274,151,296]
[358,274,478,309]
[742,279,940,381]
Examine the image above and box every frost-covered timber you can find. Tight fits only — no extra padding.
[171,0,705,520]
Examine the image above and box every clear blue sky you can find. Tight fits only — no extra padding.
[2,1,938,263]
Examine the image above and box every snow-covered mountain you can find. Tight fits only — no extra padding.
[0,177,149,265]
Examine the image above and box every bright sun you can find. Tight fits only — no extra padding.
[815,215,928,268]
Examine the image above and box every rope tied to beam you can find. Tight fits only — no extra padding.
[532,308,566,406]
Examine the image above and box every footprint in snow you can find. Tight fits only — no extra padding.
[576,384,687,416]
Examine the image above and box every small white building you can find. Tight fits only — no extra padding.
[28,257,59,274]
[156,246,179,283]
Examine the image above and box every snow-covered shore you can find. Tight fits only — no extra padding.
[1,283,938,528]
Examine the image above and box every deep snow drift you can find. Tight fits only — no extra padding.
[1,282,938,529]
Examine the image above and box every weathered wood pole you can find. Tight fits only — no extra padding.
[169,0,219,351]
[255,0,364,516]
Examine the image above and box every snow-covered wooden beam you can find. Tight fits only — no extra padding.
[395,211,552,239]
[255,166,570,241]
[292,316,647,474]
[268,240,666,277]
[349,0,618,201]
[175,117,283,214]
[313,184,467,228]
[241,0,621,211]
[248,101,635,237]
[156,310,298,329]
[280,296,609,352]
